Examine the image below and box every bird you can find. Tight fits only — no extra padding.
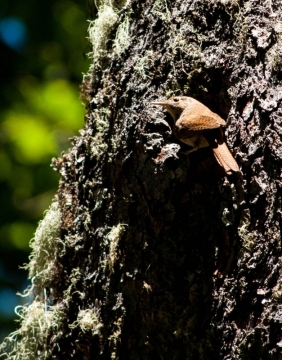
[152,96,239,174]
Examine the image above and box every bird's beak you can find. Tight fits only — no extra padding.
[152,101,167,107]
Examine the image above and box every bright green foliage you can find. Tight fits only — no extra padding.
[3,79,85,164]
[0,0,89,344]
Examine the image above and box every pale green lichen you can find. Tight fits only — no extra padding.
[0,300,65,360]
[221,207,233,227]
[88,0,131,74]
[108,224,127,272]
[27,201,61,290]
[165,88,180,98]
[152,0,170,21]
[134,50,155,80]
[219,0,239,5]
[143,281,152,292]
[166,29,203,93]
[113,15,131,56]
[108,317,124,360]
[238,209,256,250]
[108,293,126,360]
[69,308,104,336]
[92,188,108,211]
[90,107,111,158]
[273,281,282,301]
[219,0,241,19]
[88,5,118,69]
[63,267,85,301]
[0,201,63,359]
[266,32,282,73]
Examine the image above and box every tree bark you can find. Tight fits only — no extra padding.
[2,0,282,359]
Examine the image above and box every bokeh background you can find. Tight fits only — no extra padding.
[0,0,89,340]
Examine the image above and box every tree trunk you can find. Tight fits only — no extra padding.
[2,0,282,359]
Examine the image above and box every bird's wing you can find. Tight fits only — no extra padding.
[174,114,226,137]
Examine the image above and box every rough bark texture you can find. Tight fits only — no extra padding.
[3,0,282,359]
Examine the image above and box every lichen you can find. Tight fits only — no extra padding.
[90,107,110,159]
[238,209,256,250]
[108,224,127,272]
[134,50,155,80]
[69,308,104,336]
[107,296,126,360]
[0,201,63,359]
[27,201,61,291]
[0,300,66,360]
[113,15,131,56]
[88,5,118,70]
[152,0,170,21]
[266,29,282,74]
[63,267,85,300]
[88,0,132,75]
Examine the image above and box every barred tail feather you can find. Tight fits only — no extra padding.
[212,142,239,173]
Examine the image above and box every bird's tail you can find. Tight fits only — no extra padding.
[212,142,239,173]
[205,129,239,174]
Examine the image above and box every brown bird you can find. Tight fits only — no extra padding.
[152,96,239,174]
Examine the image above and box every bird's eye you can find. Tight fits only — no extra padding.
[173,98,179,103]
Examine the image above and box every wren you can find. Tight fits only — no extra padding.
[152,96,239,174]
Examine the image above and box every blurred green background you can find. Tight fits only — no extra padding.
[0,0,89,340]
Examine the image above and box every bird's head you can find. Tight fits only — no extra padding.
[152,96,194,121]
